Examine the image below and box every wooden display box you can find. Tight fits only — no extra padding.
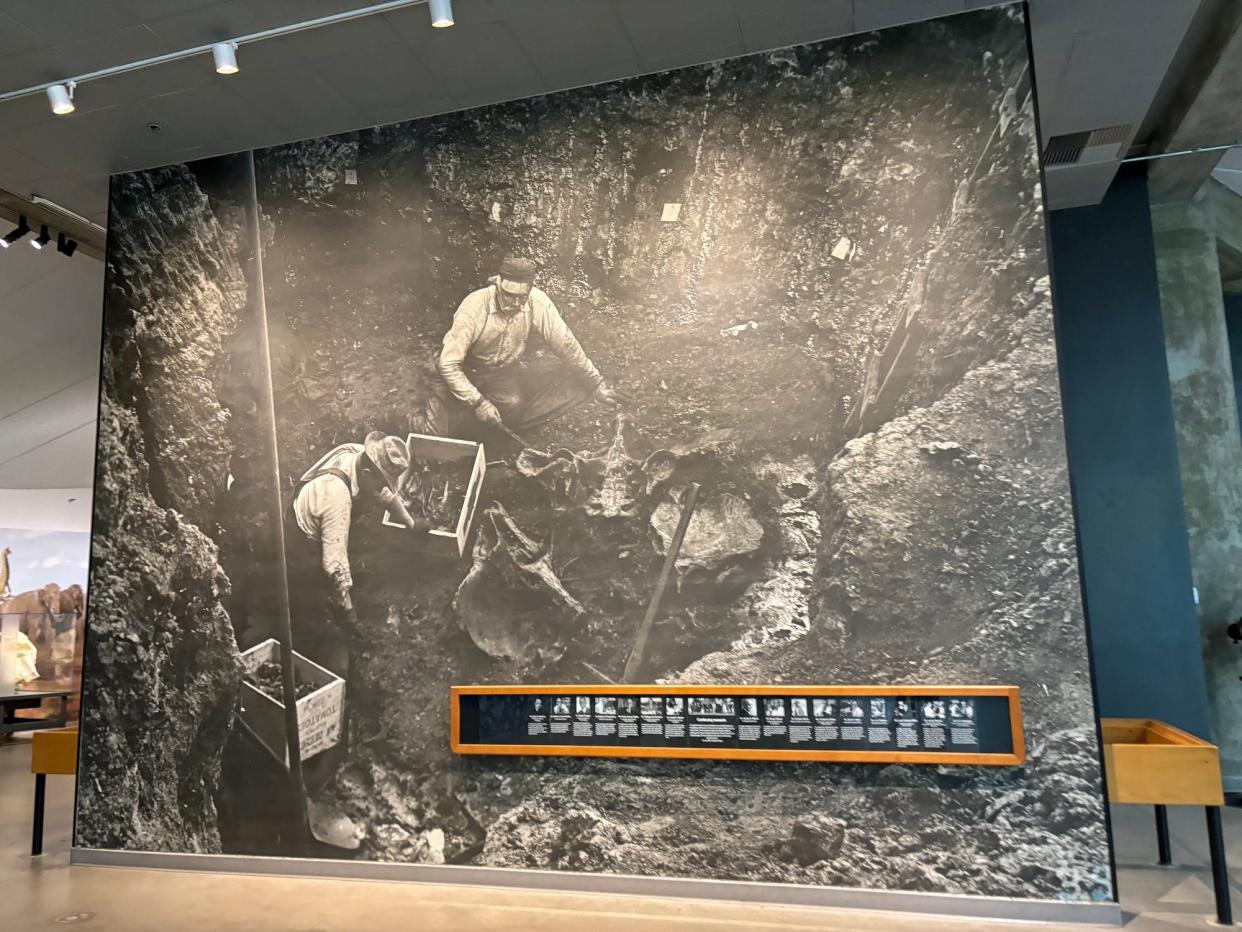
[238,638,345,766]
[382,433,486,558]
[1100,718,1223,806]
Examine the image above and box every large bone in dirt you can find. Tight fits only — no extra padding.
[651,489,764,574]
[516,416,678,519]
[588,415,637,518]
[453,502,585,660]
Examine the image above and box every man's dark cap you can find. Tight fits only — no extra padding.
[499,257,537,283]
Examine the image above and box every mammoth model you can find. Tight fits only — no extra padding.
[1,582,86,677]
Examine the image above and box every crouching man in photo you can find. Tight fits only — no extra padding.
[291,431,421,622]
[427,256,618,439]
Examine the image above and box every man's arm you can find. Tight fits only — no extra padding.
[318,484,354,600]
[378,486,429,532]
[438,295,487,406]
[532,293,604,387]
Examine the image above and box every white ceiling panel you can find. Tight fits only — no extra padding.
[619,0,743,63]
[0,422,98,489]
[0,11,42,57]
[734,0,854,53]
[510,3,639,82]
[855,0,967,32]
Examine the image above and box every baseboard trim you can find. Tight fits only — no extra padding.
[70,847,1121,926]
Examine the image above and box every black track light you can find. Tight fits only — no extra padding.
[1,214,31,248]
[31,224,51,250]
[57,232,78,257]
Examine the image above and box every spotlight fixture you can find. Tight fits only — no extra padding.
[212,42,239,75]
[429,0,454,28]
[46,81,75,115]
[57,232,78,257]
[1,215,31,248]
[31,224,51,250]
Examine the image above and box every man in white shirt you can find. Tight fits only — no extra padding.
[293,431,420,612]
[428,257,617,437]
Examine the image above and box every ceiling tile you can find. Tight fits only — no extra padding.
[397,19,545,102]
[142,1,262,45]
[5,0,142,43]
[854,0,968,32]
[119,0,229,20]
[312,47,450,115]
[0,12,43,58]
[0,25,163,89]
[619,0,744,61]
[734,0,854,53]
[506,3,639,83]
[281,12,406,59]
[137,84,268,147]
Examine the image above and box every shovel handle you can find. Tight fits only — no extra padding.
[622,482,701,683]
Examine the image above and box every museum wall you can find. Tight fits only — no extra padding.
[1048,169,1211,738]
[76,5,1114,903]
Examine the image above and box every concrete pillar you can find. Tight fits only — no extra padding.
[1151,191,1242,786]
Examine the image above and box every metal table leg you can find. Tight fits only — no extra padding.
[1155,804,1173,865]
[1206,805,1233,925]
[31,773,46,856]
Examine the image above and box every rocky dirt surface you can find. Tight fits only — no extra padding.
[77,166,248,852]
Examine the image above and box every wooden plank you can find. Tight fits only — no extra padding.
[1106,743,1223,805]
[31,729,77,775]
[454,684,1018,697]
[1100,718,1152,745]
[449,743,1022,767]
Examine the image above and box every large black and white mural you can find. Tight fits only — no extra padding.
[77,5,1114,902]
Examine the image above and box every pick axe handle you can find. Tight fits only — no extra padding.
[622,482,701,683]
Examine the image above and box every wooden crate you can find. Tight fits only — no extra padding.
[1100,718,1223,806]
[382,432,487,558]
[238,638,345,766]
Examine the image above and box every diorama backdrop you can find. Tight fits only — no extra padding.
[77,4,1113,902]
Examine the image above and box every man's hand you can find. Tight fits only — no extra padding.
[594,382,620,407]
[331,584,353,612]
[474,398,505,427]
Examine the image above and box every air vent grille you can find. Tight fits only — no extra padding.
[1044,131,1091,166]
[1044,125,1134,167]
[1087,124,1132,147]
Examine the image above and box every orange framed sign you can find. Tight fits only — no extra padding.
[451,684,1024,766]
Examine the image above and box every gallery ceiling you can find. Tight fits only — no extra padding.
[0,0,1214,227]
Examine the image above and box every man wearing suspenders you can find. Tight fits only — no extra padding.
[428,256,618,438]
[292,431,421,615]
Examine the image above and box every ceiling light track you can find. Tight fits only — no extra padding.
[0,214,79,257]
[0,0,452,112]
[30,195,107,236]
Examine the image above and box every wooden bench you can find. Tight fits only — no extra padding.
[1101,718,1231,925]
[30,728,77,856]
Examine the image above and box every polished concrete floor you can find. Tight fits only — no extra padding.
[3,736,1241,931]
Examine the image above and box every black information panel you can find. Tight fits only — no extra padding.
[455,688,1021,764]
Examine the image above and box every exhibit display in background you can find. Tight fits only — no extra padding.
[77,3,1114,904]
[1,528,89,695]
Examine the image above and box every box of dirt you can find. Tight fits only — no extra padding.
[382,432,487,558]
[238,638,345,765]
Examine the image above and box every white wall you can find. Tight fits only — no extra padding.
[0,237,103,490]
[0,488,92,531]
